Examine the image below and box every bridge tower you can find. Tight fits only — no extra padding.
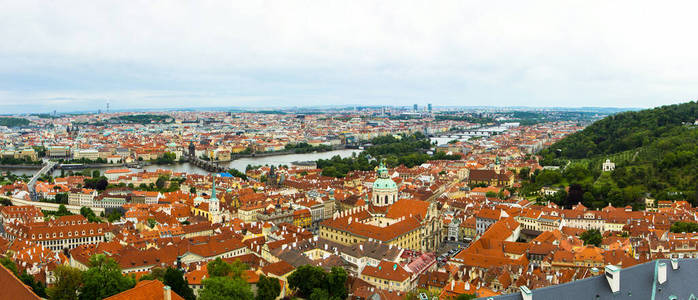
[188,141,195,157]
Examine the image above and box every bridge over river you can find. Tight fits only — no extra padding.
[28,160,58,200]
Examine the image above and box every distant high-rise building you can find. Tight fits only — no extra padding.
[106,100,110,113]
[428,103,432,112]
[413,104,418,111]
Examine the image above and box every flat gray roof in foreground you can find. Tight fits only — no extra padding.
[480,259,698,300]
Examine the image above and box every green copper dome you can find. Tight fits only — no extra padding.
[373,161,397,190]
[373,177,397,190]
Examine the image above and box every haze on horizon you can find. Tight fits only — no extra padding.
[1,1,697,113]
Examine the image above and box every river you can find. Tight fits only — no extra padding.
[1,149,362,177]
[430,137,470,145]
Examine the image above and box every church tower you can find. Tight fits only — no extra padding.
[371,161,398,207]
[209,175,221,223]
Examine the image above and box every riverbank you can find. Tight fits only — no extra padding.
[224,144,348,160]
[0,149,362,176]
[0,164,42,169]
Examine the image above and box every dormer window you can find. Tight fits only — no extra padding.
[68,231,71,237]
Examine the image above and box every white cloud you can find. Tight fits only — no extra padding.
[1,0,697,111]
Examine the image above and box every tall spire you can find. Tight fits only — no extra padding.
[211,174,217,200]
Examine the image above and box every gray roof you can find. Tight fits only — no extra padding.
[480,259,698,300]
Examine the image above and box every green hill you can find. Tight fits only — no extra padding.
[532,101,698,209]
[542,101,698,159]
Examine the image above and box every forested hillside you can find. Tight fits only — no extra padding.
[529,102,698,209]
[541,101,698,159]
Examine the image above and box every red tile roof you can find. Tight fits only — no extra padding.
[0,264,41,300]
[104,280,185,300]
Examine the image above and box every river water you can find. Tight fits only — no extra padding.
[430,137,470,145]
[1,149,362,176]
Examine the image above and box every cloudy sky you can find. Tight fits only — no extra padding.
[1,1,697,113]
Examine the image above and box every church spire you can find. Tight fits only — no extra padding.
[211,174,217,200]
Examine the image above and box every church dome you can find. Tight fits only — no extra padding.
[373,177,397,190]
[372,161,397,190]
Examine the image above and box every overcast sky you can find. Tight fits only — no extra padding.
[1,1,697,113]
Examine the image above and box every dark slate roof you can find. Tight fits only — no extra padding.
[480,259,698,300]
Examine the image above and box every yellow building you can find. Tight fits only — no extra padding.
[292,209,311,228]
[318,209,422,251]
[360,260,412,292]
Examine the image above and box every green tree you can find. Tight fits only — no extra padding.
[455,294,477,300]
[327,267,348,299]
[83,176,108,191]
[91,170,100,178]
[207,257,232,277]
[107,210,123,222]
[80,207,100,223]
[286,265,349,299]
[139,267,165,282]
[156,176,167,190]
[147,218,157,228]
[199,277,253,300]
[19,270,47,297]
[47,265,83,300]
[288,265,326,298]
[207,257,248,278]
[0,255,18,275]
[54,193,68,204]
[79,254,135,300]
[164,267,195,300]
[670,221,698,233]
[56,204,72,216]
[309,288,330,300]
[580,229,603,247]
[255,275,281,300]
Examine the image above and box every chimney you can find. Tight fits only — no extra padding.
[520,286,532,300]
[605,265,620,294]
[658,262,667,284]
[670,258,679,270]
[163,285,172,300]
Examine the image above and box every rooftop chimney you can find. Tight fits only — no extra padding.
[163,285,172,300]
[605,265,620,294]
[520,286,532,300]
[658,262,667,285]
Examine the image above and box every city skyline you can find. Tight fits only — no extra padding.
[2,1,698,113]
